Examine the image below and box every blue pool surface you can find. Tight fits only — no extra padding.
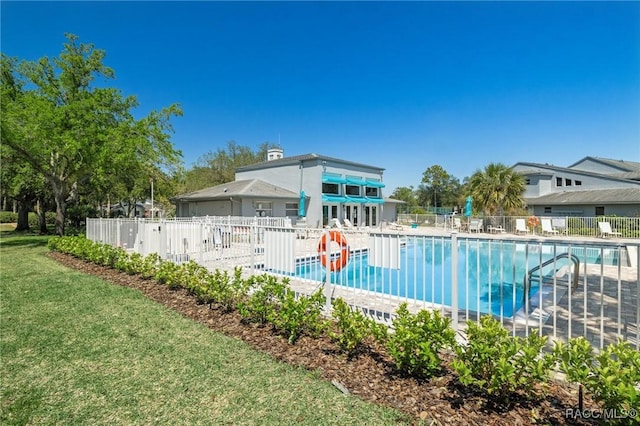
[279,239,622,318]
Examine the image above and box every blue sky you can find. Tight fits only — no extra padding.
[2,1,639,192]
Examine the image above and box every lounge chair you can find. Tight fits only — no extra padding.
[330,218,344,229]
[469,219,483,233]
[452,217,462,231]
[515,218,530,235]
[598,222,622,238]
[343,218,368,231]
[541,218,559,236]
[388,221,404,231]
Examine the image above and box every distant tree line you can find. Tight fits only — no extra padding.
[390,163,527,217]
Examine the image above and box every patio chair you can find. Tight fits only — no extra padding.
[344,218,368,231]
[541,218,559,236]
[452,217,462,231]
[388,221,404,231]
[515,218,530,235]
[469,218,483,233]
[598,222,622,238]
[329,218,344,229]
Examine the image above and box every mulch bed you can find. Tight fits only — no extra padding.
[48,251,599,425]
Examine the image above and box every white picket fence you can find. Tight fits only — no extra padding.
[86,217,639,349]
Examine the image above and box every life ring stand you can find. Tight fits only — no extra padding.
[528,216,540,228]
[318,230,350,272]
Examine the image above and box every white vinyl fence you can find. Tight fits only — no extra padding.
[87,217,639,349]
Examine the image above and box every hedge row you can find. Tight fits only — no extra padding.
[0,211,57,226]
[48,235,640,422]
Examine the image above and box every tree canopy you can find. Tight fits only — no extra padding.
[418,165,461,210]
[179,141,280,193]
[467,163,525,216]
[1,34,182,234]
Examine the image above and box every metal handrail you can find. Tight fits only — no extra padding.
[523,252,580,306]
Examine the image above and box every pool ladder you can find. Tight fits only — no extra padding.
[523,253,580,306]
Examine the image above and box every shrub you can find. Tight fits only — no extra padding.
[555,337,640,422]
[139,253,161,279]
[453,316,554,404]
[154,260,181,289]
[238,274,287,324]
[179,260,212,303]
[269,287,326,344]
[330,298,385,357]
[0,211,18,223]
[387,303,456,378]
[207,267,249,311]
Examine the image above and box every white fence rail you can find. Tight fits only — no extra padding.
[87,217,639,349]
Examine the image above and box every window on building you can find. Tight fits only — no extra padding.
[525,178,531,185]
[595,206,605,216]
[565,179,572,186]
[285,203,298,217]
[255,201,272,217]
[544,206,552,214]
[575,180,582,186]
[345,184,360,196]
[556,177,563,186]
[322,183,340,195]
[365,186,379,197]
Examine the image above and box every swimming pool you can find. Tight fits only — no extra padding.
[281,239,624,318]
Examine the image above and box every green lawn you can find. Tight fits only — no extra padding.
[0,233,409,425]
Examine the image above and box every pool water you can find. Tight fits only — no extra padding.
[286,239,622,318]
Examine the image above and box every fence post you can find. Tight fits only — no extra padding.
[199,221,204,264]
[451,231,458,330]
[250,221,255,275]
[323,229,332,313]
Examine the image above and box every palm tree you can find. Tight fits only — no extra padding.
[468,163,525,216]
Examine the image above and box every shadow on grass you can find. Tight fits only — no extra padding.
[0,232,52,249]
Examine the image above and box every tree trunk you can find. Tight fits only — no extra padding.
[37,199,48,235]
[51,179,68,236]
[15,201,30,231]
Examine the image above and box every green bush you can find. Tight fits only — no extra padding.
[179,260,213,303]
[207,267,249,312]
[387,303,456,378]
[452,316,554,404]
[139,253,161,279]
[154,260,181,289]
[330,298,384,357]
[238,274,287,324]
[269,287,326,344]
[0,211,18,223]
[555,338,640,423]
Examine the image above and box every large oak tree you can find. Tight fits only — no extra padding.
[1,34,182,235]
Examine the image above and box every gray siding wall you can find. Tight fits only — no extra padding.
[236,159,385,228]
[185,200,232,217]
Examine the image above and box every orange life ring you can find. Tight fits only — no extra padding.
[528,216,540,228]
[318,230,350,272]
